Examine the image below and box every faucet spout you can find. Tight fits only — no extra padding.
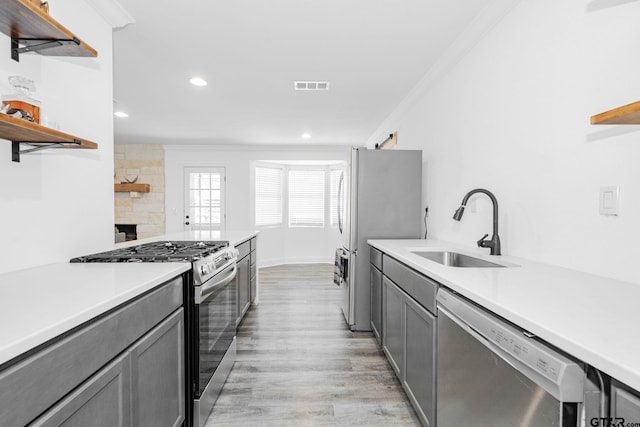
[452,188,501,256]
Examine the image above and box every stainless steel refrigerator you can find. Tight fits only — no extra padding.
[335,147,422,331]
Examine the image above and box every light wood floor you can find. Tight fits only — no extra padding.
[204,263,420,426]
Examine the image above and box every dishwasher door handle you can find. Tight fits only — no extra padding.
[437,303,584,403]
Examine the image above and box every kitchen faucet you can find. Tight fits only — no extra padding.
[453,188,501,256]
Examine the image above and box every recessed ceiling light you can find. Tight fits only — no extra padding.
[301,133,311,139]
[114,111,129,118]
[189,77,207,87]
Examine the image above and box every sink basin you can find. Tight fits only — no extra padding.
[411,251,506,268]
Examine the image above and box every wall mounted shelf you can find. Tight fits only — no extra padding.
[591,100,640,125]
[0,0,97,61]
[0,114,98,162]
[114,183,150,193]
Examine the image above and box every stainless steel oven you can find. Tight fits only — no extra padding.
[192,258,237,426]
[71,240,239,427]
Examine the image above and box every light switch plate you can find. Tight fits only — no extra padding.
[599,186,619,216]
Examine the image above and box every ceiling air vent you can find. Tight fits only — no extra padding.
[294,81,330,91]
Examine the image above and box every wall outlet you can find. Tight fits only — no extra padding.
[425,206,429,217]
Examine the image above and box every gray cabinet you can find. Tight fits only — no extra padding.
[380,255,438,427]
[382,276,404,377]
[370,247,383,345]
[130,309,185,427]
[370,264,382,344]
[236,236,257,325]
[250,237,257,303]
[611,379,640,424]
[237,254,251,325]
[403,293,436,426]
[30,353,132,427]
[2,277,184,427]
[34,309,184,427]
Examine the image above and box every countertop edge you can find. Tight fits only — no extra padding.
[0,262,191,366]
[368,238,640,392]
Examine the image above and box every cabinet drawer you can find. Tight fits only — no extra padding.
[30,352,132,427]
[250,236,256,251]
[383,255,438,314]
[0,277,182,427]
[370,247,382,270]
[237,240,250,259]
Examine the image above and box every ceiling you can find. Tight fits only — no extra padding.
[112,0,493,146]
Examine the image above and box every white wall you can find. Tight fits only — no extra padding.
[164,145,348,266]
[368,0,640,284]
[0,2,114,274]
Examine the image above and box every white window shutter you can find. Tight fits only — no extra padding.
[289,169,325,228]
[255,167,283,227]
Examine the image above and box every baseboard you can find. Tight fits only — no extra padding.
[258,257,333,268]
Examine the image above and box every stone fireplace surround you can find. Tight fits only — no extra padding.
[114,144,165,240]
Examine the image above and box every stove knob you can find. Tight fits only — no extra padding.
[201,264,209,275]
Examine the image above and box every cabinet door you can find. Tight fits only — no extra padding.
[611,380,640,424]
[30,353,132,427]
[370,264,382,345]
[130,309,185,427]
[403,295,436,427]
[237,256,251,323]
[382,276,403,378]
[250,250,257,303]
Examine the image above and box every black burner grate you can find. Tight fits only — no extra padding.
[70,241,229,263]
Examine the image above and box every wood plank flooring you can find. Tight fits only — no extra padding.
[204,264,420,426]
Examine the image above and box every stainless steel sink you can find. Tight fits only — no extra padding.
[411,251,506,268]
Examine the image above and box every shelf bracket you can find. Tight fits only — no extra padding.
[11,37,81,62]
[12,139,81,162]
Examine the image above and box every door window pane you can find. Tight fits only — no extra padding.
[188,171,223,230]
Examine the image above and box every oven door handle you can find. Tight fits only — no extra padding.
[195,263,237,304]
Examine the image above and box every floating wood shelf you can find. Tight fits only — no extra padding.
[0,113,98,162]
[591,100,640,125]
[0,0,97,61]
[115,183,150,193]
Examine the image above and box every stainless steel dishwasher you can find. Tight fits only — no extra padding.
[437,289,586,427]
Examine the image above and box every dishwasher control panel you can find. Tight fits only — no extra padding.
[437,289,585,402]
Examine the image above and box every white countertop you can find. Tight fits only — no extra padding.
[0,230,258,367]
[114,230,258,250]
[368,239,640,391]
[0,262,190,366]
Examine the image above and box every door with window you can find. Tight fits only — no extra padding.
[184,167,226,231]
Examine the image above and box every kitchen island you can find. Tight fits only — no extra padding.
[369,239,640,415]
[0,230,257,426]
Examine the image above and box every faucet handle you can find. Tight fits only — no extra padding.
[477,234,489,247]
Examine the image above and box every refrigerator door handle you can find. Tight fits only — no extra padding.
[339,248,356,259]
[337,170,344,235]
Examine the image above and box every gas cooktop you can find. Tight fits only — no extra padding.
[70,241,229,263]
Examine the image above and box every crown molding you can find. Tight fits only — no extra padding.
[161,143,352,153]
[84,0,135,29]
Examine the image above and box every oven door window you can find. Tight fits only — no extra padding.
[196,273,237,397]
